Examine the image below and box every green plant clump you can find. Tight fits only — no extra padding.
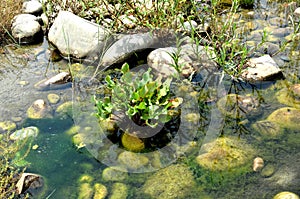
[94,63,181,128]
[0,134,30,199]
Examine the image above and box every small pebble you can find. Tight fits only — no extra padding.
[253,157,264,172]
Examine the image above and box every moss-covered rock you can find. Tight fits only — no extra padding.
[252,120,283,139]
[273,191,299,199]
[109,182,128,199]
[78,183,93,199]
[99,118,116,132]
[196,137,255,171]
[118,151,149,170]
[65,125,80,136]
[78,174,93,183]
[217,94,260,119]
[47,93,60,104]
[140,164,197,199]
[72,133,85,149]
[56,101,73,119]
[276,84,300,109]
[93,183,107,199]
[267,107,300,130]
[102,166,128,182]
[121,132,145,152]
[27,99,52,119]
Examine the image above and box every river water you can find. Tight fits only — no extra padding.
[0,1,300,198]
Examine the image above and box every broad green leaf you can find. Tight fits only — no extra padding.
[122,71,133,84]
[105,75,115,88]
[131,92,140,101]
[137,101,146,110]
[121,63,130,74]
[138,85,148,98]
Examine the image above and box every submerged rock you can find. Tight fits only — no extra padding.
[217,94,260,118]
[10,126,39,140]
[56,101,73,119]
[140,164,197,199]
[273,191,299,199]
[261,164,276,178]
[118,151,149,170]
[27,99,52,119]
[93,183,108,199]
[121,132,145,152]
[109,183,128,199]
[102,167,128,181]
[252,120,283,139]
[78,183,93,199]
[276,84,300,109]
[196,137,255,171]
[16,173,44,195]
[47,93,60,104]
[267,107,300,130]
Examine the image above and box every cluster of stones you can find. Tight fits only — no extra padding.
[6,1,300,198]
[11,0,48,44]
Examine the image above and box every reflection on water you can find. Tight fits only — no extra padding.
[0,1,299,198]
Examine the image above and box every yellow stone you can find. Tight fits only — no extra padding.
[121,132,145,152]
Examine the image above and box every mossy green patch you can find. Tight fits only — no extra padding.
[267,107,300,130]
[196,137,255,171]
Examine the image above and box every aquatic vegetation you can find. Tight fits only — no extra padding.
[0,133,31,198]
[138,164,198,199]
[94,63,181,128]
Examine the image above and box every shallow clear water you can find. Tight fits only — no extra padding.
[1,1,300,198]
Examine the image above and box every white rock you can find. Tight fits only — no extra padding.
[294,7,300,16]
[34,72,71,90]
[22,0,43,15]
[147,43,216,78]
[253,157,264,172]
[181,20,198,32]
[242,54,284,81]
[147,47,179,78]
[40,13,49,27]
[48,11,110,58]
[10,126,39,140]
[11,14,42,43]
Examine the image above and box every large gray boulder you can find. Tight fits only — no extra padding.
[48,11,110,59]
[99,32,159,69]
